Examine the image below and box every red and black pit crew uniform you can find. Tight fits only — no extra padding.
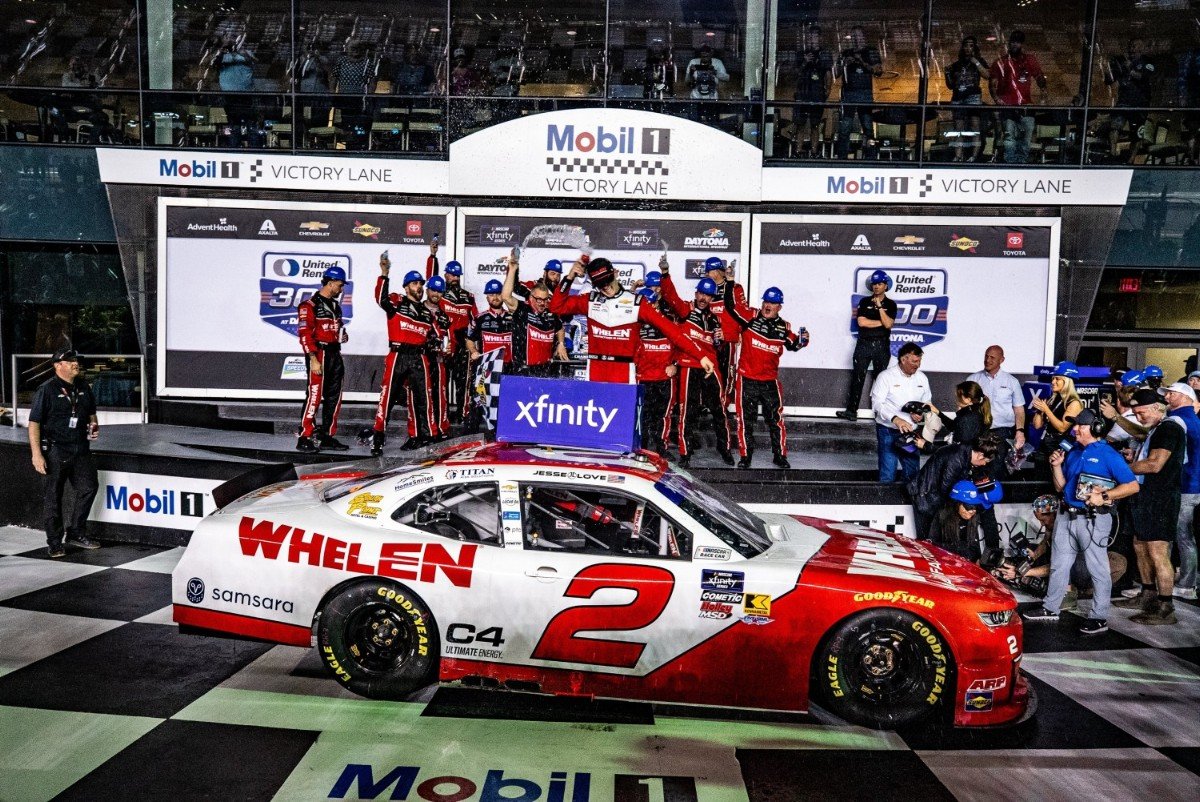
[635,302,680,455]
[372,276,439,445]
[706,278,747,392]
[439,283,476,423]
[297,292,345,439]
[408,301,451,440]
[550,278,709,384]
[467,307,514,363]
[725,282,805,461]
[510,300,563,376]
[658,275,732,461]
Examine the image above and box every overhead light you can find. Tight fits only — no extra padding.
[430,26,440,32]
[566,30,576,36]
[985,35,997,42]
[25,19,38,24]
[705,31,715,38]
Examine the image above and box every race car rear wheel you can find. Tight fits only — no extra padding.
[316,581,439,700]
[814,609,952,729]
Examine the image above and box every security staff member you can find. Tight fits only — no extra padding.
[440,261,476,423]
[551,257,713,384]
[297,266,349,453]
[634,273,678,457]
[1023,409,1139,635]
[28,349,101,558]
[838,269,897,421]
[725,283,808,469]
[501,255,567,375]
[370,258,439,456]
[658,271,733,467]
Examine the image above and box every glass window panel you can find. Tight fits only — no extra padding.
[1088,269,1200,331]
[1095,0,1199,108]
[296,95,446,153]
[450,0,605,98]
[145,0,290,91]
[141,93,289,149]
[0,89,140,145]
[0,0,139,89]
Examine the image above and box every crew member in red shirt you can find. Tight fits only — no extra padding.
[410,275,451,441]
[694,256,746,391]
[439,260,476,423]
[551,257,714,384]
[369,256,439,456]
[988,30,1046,164]
[725,282,809,469]
[466,279,514,364]
[634,272,679,457]
[658,270,732,466]
[501,255,567,375]
[296,266,349,453]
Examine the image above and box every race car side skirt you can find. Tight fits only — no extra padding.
[174,604,311,646]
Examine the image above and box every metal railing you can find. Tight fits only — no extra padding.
[10,353,146,427]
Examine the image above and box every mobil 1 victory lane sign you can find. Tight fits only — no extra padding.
[450,107,762,202]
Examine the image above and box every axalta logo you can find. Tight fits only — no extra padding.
[237,516,477,587]
[683,228,730,249]
[515,394,619,433]
[258,220,278,236]
[106,486,205,517]
[827,176,910,195]
[160,158,241,179]
[851,234,871,251]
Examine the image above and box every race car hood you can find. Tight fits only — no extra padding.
[786,515,1013,603]
[753,513,830,566]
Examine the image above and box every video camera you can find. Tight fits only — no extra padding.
[979,533,1045,595]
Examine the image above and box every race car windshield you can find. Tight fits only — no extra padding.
[654,470,771,557]
[323,466,426,502]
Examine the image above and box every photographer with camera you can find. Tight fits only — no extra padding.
[869,342,930,482]
[686,44,729,101]
[906,434,1001,541]
[835,26,883,159]
[1113,388,1186,625]
[1023,409,1139,635]
[934,480,1003,562]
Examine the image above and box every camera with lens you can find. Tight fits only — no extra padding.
[900,401,931,418]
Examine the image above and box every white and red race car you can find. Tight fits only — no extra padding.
[173,440,1030,729]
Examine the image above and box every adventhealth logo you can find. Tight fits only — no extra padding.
[106,486,205,517]
[516,394,618,433]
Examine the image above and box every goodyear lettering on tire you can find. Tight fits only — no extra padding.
[323,645,353,683]
[375,585,430,657]
[911,620,948,705]
[826,655,844,698]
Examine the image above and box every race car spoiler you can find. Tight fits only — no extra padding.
[212,462,301,510]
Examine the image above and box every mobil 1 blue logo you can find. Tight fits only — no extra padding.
[851,267,947,356]
[260,252,353,337]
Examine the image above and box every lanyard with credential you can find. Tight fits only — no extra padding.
[60,383,80,428]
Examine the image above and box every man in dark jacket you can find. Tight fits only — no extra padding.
[907,434,1001,541]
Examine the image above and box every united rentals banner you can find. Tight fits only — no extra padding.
[752,215,1058,415]
[158,198,454,399]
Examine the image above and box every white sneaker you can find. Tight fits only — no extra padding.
[1174,585,1198,600]
[1120,588,1142,598]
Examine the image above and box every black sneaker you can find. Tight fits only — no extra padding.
[737,454,752,469]
[47,544,66,559]
[400,436,428,451]
[679,454,691,468]
[66,534,101,549]
[772,454,791,469]
[296,436,318,453]
[718,449,735,466]
[370,431,386,457]
[317,434,350,451]
[1079,618,1108,635]
[834,410,858,421]
[1022,606,1059,622]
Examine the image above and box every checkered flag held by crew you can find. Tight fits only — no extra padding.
[472,348,507,430]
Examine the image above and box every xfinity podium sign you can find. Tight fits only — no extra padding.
[496,377,640,452]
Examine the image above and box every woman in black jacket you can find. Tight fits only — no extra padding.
[916,380,992,452]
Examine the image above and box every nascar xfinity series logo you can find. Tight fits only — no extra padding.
[260,253,353,337]
[851,268,948,355]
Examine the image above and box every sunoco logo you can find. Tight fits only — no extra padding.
[684,228,730,249]
[186,577,205,604]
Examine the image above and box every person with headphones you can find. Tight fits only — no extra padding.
[296,265,350,453]
[1024,408,1139,635]
[723,281,809,469]
[837,269,897,421]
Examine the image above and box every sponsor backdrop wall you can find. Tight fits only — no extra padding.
[752,215,1059,414]
[158,198,454,399]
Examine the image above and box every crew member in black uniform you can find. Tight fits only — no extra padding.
[837,269,897,421]
[297,266,350,452]
[440,261,476,424]
[28,349,102,558]
[501,254,567,375]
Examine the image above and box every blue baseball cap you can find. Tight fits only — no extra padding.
[484,279,503,295]
[644,271,662,288]
[762,286,784,304]
[704,256,725,274]
[426,275,446,292]
[696,277,719,296]
[544,259,563,275]
[322,266,346,283]
[1052,360,1080,379]
[868,269,892,290]
[444,260,463,276]
[403,270,425,286]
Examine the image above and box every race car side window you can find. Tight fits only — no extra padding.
[520,483,691,560]
[393,482,502,546]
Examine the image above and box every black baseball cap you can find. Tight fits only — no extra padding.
[53,348,81,363]
[1065,409,1100,426]
[1130,387,1161,407]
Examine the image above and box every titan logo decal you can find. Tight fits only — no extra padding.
[237,516,477,587]
[259,253,353,337]
[851,267,947,356]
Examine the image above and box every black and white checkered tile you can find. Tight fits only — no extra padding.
[0,525,1197,801]
[547,156,669,176]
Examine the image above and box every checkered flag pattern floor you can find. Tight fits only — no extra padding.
[1,524,1199,800]
[546,156,669,175]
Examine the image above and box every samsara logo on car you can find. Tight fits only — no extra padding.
[353,220,382,239]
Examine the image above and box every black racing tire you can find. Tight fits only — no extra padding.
[316,580,440,700]
[814,608,952,729]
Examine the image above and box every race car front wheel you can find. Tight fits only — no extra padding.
[814,609,952,729]
[316,580,440,700]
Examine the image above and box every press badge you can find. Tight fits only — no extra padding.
[68,415,78,429]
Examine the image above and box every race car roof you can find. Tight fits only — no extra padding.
[443,440,668,481]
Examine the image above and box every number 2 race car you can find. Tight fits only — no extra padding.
[173,440,1029,729]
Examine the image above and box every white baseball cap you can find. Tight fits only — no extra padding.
[1158,381,1198,402]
